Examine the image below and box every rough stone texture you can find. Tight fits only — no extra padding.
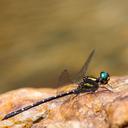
[0,76,128,128]
[0,0,128,94]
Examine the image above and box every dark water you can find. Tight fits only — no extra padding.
[0,0,128,93]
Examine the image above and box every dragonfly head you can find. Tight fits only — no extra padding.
[98,71,110,85]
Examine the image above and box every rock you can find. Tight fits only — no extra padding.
[0,76,128,128]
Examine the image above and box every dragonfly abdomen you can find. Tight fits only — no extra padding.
[2,89,77,120]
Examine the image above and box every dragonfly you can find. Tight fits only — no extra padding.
[2,50,110,120]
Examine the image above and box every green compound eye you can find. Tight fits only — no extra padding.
[100,71,109,81]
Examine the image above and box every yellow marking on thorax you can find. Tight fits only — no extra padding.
[88,76,96,81]
[84,83,93,87]
[84,76,96,87]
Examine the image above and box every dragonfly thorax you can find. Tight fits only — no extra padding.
[81,76,98,88]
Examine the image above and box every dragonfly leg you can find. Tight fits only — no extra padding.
[71,94,79,101]
[100,86,113,92]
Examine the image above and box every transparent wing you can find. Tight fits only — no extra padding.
[58,49,95,85]
[73,49,95,82]
[57,69,77,96]
[58,69,72,86]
